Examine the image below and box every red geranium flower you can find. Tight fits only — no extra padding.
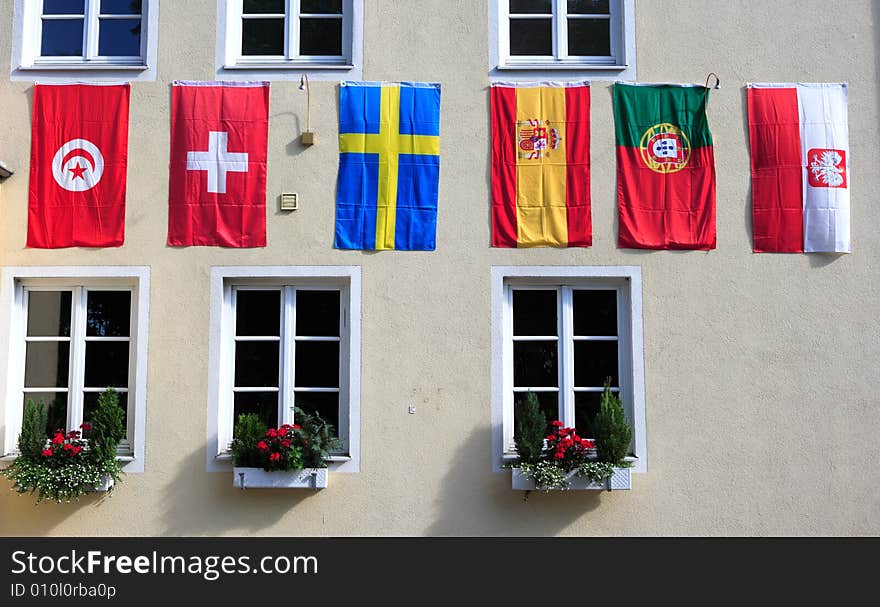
[292,424,301,430]
[80,422,92,432]
[551,421,563,427]
[41,449,53,457]
[280,439,291,448]
[269,452,281,462]
[265,428,278,438]
[51,432,64,445]
[256,441,269,451]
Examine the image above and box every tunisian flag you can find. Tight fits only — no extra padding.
[613,83,716,250]
[490,82,591,247]
[28,84,130,248]
[168,81,269,247]
[748,83,850,253]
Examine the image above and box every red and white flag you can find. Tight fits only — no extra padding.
[168,81,269,247]
[28,84,130,248]
[748,83,850,253]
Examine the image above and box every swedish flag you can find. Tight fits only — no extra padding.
[335,81,441,250]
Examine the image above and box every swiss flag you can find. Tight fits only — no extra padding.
[168,81,269,247]
[28,84,130,248]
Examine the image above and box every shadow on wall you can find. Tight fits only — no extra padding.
[426,424,607,536]
[0,479,115,536]
[160,447,315,536]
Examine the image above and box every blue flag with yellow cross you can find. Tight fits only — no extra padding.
[335,81,441,250]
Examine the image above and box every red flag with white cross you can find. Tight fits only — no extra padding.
[28,83,130,248]
[167,81,269,247]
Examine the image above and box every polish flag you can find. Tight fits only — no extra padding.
[748,83,850,253]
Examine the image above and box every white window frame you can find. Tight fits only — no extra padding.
[0,267,150,473]
[207,266,361,473]
[217,0,364,81]
[489,0,636,81]
[491,266,646,473]
[11,0,160,82]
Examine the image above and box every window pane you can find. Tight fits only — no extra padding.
[296,291,340,337]
[573,341,618,387]
[244,0,285,13]
[83,392,128,436]
[234,392,278,429]
[23,392,68,437]
[513,341,557,387]
[301,0,342,13]
[572,290,617,336]
[294,392,339,434]
[27,291,71,337]
[514,392,558,436]
[25,342,70,388]
[43,0,84,15]
[100,0,142,14]
[509,18,552,55]
[98,18,141,56]
[84,342,129,388]
[512,290,556,336]
[41,19,84,56]
[574,391,602,438]
[234,342,280,387]
[294,342,340,388]
[236,290,281,336]
[567,18,611,56]
[300,18,342,55]
[242,18,285,55]
[510,0,552,13]
[568,0,610,14]
[87,291,131,337]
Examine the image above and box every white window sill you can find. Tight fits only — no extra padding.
[223,62,355,70]
[496,63,628,71]
[20,63,148,71]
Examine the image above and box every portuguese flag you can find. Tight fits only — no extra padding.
[613,83,716,249]
[490,82,591,247]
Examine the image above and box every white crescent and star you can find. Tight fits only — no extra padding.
[51,138,105,192]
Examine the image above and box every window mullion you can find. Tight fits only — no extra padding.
[84,0,99,60]
[554,0,567,60]
[281,287,296,426]
[69,287,88,429]
[286,0,297,61]
[560,286,574,427]
[503,285,514,451]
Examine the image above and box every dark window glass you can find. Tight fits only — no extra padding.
[510,0,552,13]
[243,0,285,13]
[573,341,618,387]
[567,18,611,56]
[294,342,339,388]
[513,341,557,387]
[513,290,556,336]
[87,291,131,337]
[236,291,281,336]
[25,342,70,388]
[83,391,128,435]
[234,392,278,429]
[43,0,85,15]
[234,342,280,387]
[300,18,342,55]
[23,392,69,437]
[294,392,339,434]
[242,18,285,55]
[572,290,617,336]
[568,0,610,14]
[27,291,71,337]
[514,391,558,436]
[41,19,84,56]
[98,18,141,55]
[100,0,142,14]
[574,391,602,437]
[296,291,340,337]
[84,342,129,388]
[509,18,552,55]
[301,0,342,13]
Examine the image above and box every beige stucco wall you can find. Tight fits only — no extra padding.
[0,0,877,535]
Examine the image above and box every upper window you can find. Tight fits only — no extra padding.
[492,267,646,472]
[491,0,635,76]
[219,0,363,77]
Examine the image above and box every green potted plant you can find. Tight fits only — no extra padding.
[231,407,340,489]
[2,389,126,504]
[508,381,632,492]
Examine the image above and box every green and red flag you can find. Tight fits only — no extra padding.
[612,83,716,249]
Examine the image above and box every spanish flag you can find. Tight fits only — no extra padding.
[490,82,591,248]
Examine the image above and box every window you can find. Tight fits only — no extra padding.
[0,267,150,472]
[492,267,646,472]
[12,0,159,80]
[208,267,361,473]
[491,0,635,77]
[218,0,364,78]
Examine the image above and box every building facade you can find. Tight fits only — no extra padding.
[0,0,877,535]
